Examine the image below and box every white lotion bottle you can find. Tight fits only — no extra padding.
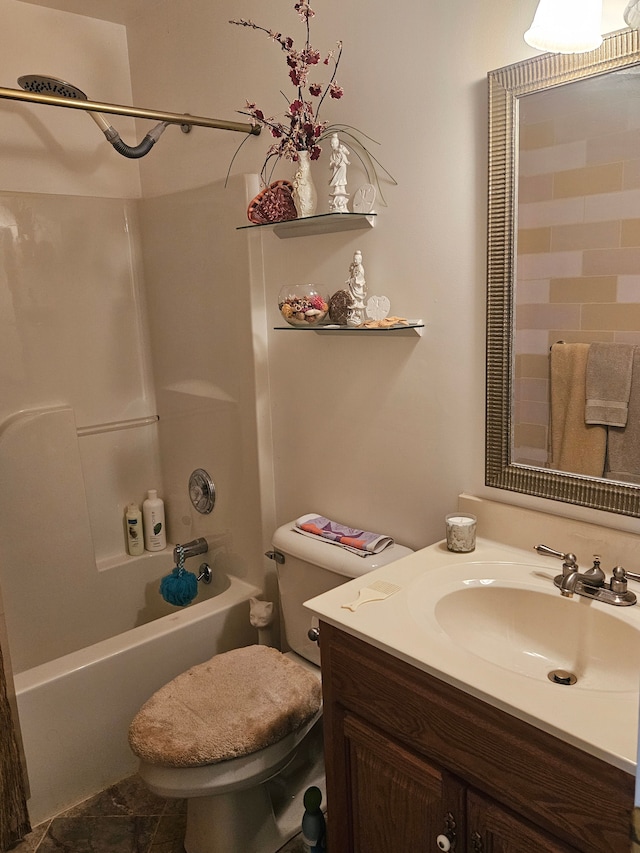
[143,489,167,551]
[125,503,145,556]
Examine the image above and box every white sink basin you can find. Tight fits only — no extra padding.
[305,539,640,773]
[408,562,640,693]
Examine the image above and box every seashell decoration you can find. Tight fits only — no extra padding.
[328,289,352,325]
[247,179,298,224]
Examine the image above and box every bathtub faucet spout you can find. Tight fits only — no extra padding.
[173,537,209,565]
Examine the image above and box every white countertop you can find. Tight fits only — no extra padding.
[304,537,640,776]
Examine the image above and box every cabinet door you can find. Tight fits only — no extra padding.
[342,712,465,853]
[467,790,579,853]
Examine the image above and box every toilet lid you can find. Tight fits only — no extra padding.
[128,645,322,768]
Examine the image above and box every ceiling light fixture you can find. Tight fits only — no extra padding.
[524,0,603,54]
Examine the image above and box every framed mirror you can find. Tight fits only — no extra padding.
[486,29,640,517]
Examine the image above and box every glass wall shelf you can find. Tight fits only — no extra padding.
[274,321,424,337]
[237,212,376,238]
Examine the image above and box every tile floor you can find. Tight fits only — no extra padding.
[12,774,309,853]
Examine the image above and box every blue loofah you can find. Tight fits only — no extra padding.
[160,566,198,607]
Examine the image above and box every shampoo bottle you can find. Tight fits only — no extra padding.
[125,503,145,556]
[143,489,167,551]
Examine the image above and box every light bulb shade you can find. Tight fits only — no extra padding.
[524,0,603,54]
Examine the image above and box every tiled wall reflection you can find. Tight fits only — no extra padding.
[514,74,640,464]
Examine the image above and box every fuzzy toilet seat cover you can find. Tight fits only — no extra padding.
[128,645,322,768]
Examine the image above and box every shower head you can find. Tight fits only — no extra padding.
[16,73,170,159]
[18,73,114,137]
[17,74,88,101]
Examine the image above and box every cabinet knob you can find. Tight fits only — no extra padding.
[436,834,452,851]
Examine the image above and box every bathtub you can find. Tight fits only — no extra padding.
[14,573,260,826]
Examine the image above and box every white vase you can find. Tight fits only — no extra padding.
[292,150,318,217]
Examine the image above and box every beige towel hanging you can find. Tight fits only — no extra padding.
[549,343,606,476]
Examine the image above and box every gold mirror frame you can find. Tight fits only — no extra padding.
[486,29,640,517]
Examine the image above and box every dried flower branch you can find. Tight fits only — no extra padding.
[228,0,395,202]
[230,0,341,173]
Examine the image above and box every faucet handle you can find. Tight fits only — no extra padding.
[534,544,578,568]
[610,565,628,595]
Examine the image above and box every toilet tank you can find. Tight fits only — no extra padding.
[272,521,413,666]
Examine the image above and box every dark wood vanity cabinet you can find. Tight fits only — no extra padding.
[320,622,634,853]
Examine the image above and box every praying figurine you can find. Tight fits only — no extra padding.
[346,250,367,326]
[328,133,350,213]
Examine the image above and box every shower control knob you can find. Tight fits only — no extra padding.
[308,627,320,645]
[188,469,216,514]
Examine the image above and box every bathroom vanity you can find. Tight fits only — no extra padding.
[320,622,630,852]
[305,497,639,853]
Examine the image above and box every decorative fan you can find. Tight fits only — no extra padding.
[247,180,298,224]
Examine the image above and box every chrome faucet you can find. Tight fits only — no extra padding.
[557,557,605,597]
[173,537,208,565]
[534,544,636,606]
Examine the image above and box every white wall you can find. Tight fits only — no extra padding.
[128,0,638,552]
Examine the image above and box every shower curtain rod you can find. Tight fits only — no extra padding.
[0,85,260,135]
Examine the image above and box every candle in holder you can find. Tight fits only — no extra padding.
[445,513,477,553]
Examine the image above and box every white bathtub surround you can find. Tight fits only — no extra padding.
[15,576,259,825]
[0,405,230,672]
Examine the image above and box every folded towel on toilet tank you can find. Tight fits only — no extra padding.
[294,513,394,556]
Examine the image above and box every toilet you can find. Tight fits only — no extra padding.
[129,520,413,853]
